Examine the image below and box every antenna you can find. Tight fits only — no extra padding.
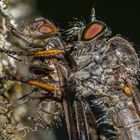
[91,7,96,22]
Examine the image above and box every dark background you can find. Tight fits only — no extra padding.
[36,0,140,50]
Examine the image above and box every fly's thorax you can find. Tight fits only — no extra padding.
[69,35,139,98]
[70,39,108,71]
[20,17,62,48]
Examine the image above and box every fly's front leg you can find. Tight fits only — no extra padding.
[0,47,66,68]
[0,47,65,57]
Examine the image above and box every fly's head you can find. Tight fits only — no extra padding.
[79,20,109,43]
[6,17,60,47]
[66,8,111,46]
[24,17,59,39]
[23,17,61,47]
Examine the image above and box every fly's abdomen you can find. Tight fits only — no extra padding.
[112,97,140,140]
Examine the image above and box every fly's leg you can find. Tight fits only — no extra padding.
[85,95,117,140]
[0,47,65,57]
[0,46,66,77]
[0,75,62,91]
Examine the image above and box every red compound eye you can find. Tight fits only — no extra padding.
[38,23,58,34]
[80,21,107,42]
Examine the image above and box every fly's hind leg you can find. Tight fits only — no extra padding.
[0,75,62,92]
[0,47,65,58]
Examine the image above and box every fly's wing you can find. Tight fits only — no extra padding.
[108,36,140,113]
[63,89,93,140]
[62,90,79,140]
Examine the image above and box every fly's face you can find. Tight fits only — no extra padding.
[24,17,58,39]
[79,20,108,43]
[5,17,60,47]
